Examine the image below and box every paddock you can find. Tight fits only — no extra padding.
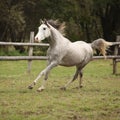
[0,60,120,120]
[0,33,120,119]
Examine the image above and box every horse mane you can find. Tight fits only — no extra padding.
[47,19,66,36]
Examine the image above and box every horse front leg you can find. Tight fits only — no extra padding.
[28,69,46,89]
[28,61,58,91]
[37,69,50,92]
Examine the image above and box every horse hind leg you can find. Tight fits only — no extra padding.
[77,64,85,88]
[61,68,79,90]
[79,70,83,88]
[72,70,83,89]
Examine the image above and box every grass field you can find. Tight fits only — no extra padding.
[0,60,120,120]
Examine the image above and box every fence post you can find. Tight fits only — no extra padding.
[28,32,34,73]
[113,35,120,74]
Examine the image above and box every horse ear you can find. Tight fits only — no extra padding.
[44,19,48,25]
[40,19,44,24]
[44,19,50,28]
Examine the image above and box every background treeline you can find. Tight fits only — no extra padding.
[0,0,120,54]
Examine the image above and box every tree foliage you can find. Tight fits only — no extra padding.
[93,0,120,41]
[0,0,120,53]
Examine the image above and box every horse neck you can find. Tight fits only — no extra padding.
[49,26,70,47]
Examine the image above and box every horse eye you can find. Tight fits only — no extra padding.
[43,28,46,30]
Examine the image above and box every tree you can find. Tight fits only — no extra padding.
[93,0,120,41]
[1,0,120,55]
[0,0,26,53]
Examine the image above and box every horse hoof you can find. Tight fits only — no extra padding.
[60,87,66,91]
[28,85,33,89]
[37,86,45,92]
[37,88,44,92]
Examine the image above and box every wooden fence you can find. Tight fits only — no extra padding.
[0,32,120,74]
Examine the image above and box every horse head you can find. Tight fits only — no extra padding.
[35,19,66,42]
[35,19,51,42]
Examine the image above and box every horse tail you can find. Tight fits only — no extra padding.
[91,38,112,58]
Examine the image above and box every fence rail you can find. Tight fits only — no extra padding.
[0,41,120,46]
[0,56,48,60]
[0,55,120,61]
[0,42,49,47]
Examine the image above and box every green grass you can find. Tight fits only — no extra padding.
[0,60,120,120]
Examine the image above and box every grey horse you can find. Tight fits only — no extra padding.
[28,19,112,92]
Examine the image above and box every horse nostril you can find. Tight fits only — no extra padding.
[35,37,38,42]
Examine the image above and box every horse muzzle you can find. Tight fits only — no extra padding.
[34,37,41,43]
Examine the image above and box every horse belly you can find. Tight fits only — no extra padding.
[60,52,86,66]
[60,43,93,67]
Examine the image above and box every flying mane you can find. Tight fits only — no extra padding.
[47,19,66,36]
